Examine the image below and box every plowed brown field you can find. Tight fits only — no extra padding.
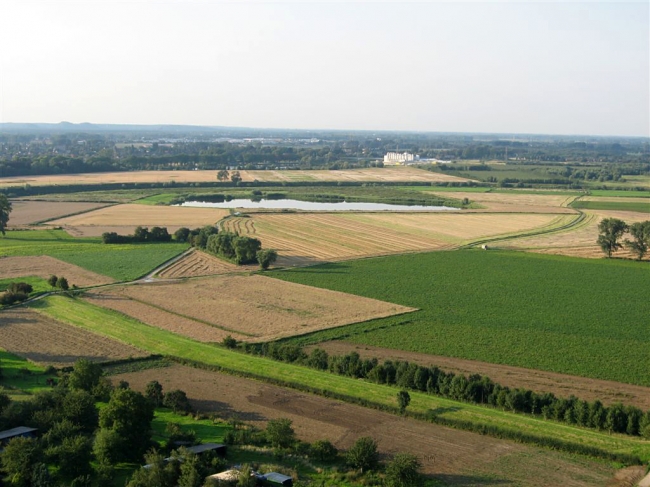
[0,256,114,287]
[48,204,229,237]
[7,201,108,226]
[156,250,255,278]
[111,364,615,486]
[503,210,650,260]
[92,275,416,341]
[222,212,563,266]
[312,342,650,410]
[0,307,147,366]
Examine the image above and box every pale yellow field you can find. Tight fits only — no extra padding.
[222,212,564,266]
[0,167,469,187]
[440,191,576,213]
[48,204,229,237]
[502,210,650,260]
[7,201,109,226]
[581,196,650,203]
[156,249,256,278]
[90,275,416,342]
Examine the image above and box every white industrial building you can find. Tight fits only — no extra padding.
[383,152,419,164]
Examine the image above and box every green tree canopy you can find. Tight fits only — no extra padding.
[1,437,43,487]
[68,359,103,393]
[257,248,278,270]
[0,194,12,236]
[385,452,422,487]
[345,436,378,473]
[625,221,650,260]
[266,418,296,449]
[597,217,628,257]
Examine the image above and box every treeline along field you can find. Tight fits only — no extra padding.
[270,251,650,386]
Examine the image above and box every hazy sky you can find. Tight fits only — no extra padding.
[1,1,648,136]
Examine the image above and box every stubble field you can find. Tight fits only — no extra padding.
[156,249,255,278]
[87,275,416,342]
[0,255,115,287]
[7,200,109,226]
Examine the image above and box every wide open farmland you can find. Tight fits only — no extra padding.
[0,255,114,287]
[223,212,567,266]
[49,203,229,237]
[437,191,576,213]
[7,200,108,226]
[0,307,147,367]
[91,275,415,341]
[503,209,650,260]
[272,251,650,386]
[239,167,471,183]
[111,364,615,486]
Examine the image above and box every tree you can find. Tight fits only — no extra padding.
[345,436,378,472]
[625,221,650,260]
[233,236,262,264]
[45,434,93,478]
[1,437,43,487]
[385,453,422,487]
[93,428,124,466]
[145,380,164,406]
[230,170,242,184]
[256,249,278,270]
[68,359,103,393]
[237,464,256,487]
[597,218,628,257]
[150,226,171,242]
[163,389,192,414]
[310,439,338,462]
[0,193,12,235]
[174,227,191,243]
[125,450,176,487]
[133,226,150,242]
[397,390,411,414]
[266,418,295,449]
[30,463,54,487]
[56,276,69,291]
[61,389,99,432]
[99,388,155,461]
[217,169,229,182]
[222,335,238,349]
[47,275,58,289]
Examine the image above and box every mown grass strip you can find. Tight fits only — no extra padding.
[570,200,650,213]
[28,295,650,463]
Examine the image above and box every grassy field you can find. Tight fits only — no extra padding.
[0,229,188,281]
[271,251,650,387]
[570,200,650,213]
[588,189,650,198]
[0,276,49,295]
[0,349,54,400]
[27,295,650,462]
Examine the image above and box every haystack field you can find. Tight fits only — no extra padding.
[156,250,255,278]
[0,307,147,367]
[7,201,108,226]
[0,167,469,187]
[222,212,566,266]
[111,364,615,486]
[94,275,416,341]
[503,210,650,260]
[48,203,229,237]
[83,290,247,343]
[0,256,114,287]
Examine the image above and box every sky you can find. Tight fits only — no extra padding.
[1,1,648,137]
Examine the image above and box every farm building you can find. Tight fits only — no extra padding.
[186,442,227,456]
[262,472,293,486]
[0,427,38,449]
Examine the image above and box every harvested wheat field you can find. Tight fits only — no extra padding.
[0,307,147,366]
[0,167,469,187]
[7,200,108,226]
[49,203,229,237]
[111,364,615,486]
[156,250,255,278]
[240,167,471,183]
[0,256,114,287]
[312,342,650,410]
[439,191,576,213]
[222,212,565,266]
[83,290,249,343]
[503,210,650,260]
[98,275,416,341]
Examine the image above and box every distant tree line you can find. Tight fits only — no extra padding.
[247,344,650,439]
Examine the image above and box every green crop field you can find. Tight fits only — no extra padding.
[588,190,650,198]
[0,349,55,399]
[271,251,650,387]
[0,276,50,295]
[0,229,188,281]
[570,200,650,213]
[26,295,650,462]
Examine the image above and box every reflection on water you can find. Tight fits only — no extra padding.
[178,198,459,212]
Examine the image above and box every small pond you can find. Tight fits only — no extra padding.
[177,198,459,212]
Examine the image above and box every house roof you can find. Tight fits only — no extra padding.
[0,427,38,441]
[186,443,226,454]
[264,472,293,483]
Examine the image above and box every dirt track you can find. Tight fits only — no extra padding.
[311,342,650,410]
[111,364,615,486]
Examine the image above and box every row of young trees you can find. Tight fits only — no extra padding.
[251,344,650,438]
[597,218,650,259]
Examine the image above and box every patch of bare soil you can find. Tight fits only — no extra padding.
[0,307,147,367]
[111,364,614,486]
[0,255,114,287]
[311,342,650,410]
[7,201,108,226]
[103,275,416,341]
